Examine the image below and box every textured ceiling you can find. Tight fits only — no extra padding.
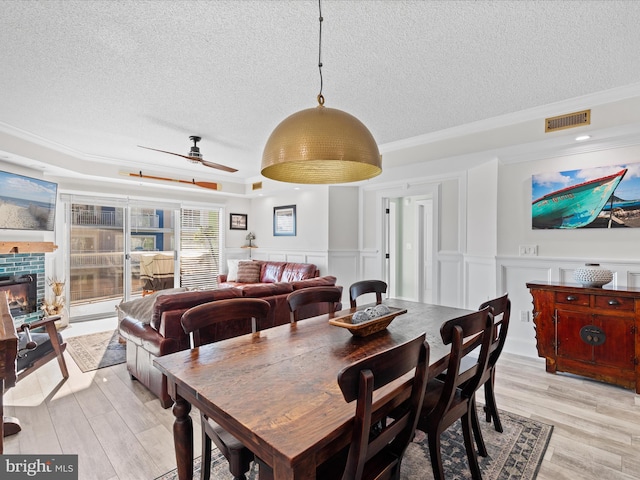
[1,0,640,194]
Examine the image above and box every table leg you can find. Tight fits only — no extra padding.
[172,394,193,480]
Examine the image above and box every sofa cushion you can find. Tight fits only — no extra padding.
[291,275,337,290]
[241,282,294,298]
[281,263,318,282]
[237,260,262,283]
[261,261,285,283]
[116,287,188,324]
[227,259,241,281]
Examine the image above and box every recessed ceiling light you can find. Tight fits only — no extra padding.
[575,135,591,141]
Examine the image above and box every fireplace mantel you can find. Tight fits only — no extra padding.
[0,242,57,254]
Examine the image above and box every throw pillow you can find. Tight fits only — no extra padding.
[236,260,262,283]
[227,259,240,281]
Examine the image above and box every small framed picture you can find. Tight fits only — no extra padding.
[273,205,296,236]
[230,213,248,230]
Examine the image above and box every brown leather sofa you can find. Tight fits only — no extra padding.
[118,271,340,408]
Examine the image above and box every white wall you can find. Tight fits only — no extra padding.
[248,187,330,276]
[499,144,640,258]
[494,144,640,357]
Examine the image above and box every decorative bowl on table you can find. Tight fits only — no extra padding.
[573,263,613,288]
[329,305,408,337]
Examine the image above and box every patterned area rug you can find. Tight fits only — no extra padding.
[66,330,126,372]
[156,407,553,480]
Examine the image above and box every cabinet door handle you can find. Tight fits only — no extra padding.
[608,299,620,306]
[566,295,578,301]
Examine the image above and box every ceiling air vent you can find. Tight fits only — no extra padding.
[252,181,262,190]
[545,109,590,133]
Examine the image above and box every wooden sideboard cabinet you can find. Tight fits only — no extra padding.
[527,281,640,393]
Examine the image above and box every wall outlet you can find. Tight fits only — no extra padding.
[520,310,530,322]
[519,245,538,256]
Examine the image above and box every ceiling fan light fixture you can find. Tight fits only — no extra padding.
[188,135,203,160]
[261,0,381,184]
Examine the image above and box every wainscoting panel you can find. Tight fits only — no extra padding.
[360,251,381,280]
[629,272,640,288]
[464,255,496,310]
[498,260,552,358]
[304,254,329,276]
[437,251,463,307]
[328,251,359,304]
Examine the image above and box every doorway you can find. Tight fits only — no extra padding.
[383,187,438,304]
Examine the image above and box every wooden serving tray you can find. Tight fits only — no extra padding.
[329,306,407,336]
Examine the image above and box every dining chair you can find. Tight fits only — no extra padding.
[181,298,271,480]
[286,286,342,322]
[349,280,387,308]
[258,334,429,480]
[418,306,494,480]
[476,294,511,433]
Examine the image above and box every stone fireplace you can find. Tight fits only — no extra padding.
[0,252,45,323]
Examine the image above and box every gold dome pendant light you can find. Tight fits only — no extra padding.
[261,0,382,184]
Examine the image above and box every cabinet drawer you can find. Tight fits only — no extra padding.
[594,295,635,312]
[555,292,590,306]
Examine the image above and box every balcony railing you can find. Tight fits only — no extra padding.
[70,252,124,267]
[72,209,122,227]
[131,214,160,228]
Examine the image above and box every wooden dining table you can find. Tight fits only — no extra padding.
[153,298,473,480]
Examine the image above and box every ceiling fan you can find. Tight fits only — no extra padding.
[139,135,238,173]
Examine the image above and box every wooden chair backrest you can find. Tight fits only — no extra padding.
[181,298,271,347]
[478,294,511,369]
[349,280,387,308]
[336,334,429,480]
[286,286,342,322]
[434,307,494,421]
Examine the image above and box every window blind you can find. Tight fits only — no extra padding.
[180,208,221,290]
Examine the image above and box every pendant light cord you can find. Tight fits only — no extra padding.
[317,0,324,106]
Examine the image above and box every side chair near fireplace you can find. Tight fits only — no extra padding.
[0,292,69,453]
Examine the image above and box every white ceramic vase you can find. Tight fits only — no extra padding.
[573,263,613,288]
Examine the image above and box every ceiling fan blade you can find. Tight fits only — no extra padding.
[200,160,238,173]
[138,145,194,161]
[139,145,238,172]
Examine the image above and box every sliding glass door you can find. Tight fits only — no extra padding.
[68,201,127,318]
[64,195,222,321]
[129,205,177,296]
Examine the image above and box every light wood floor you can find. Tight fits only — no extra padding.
[4,318,640,480]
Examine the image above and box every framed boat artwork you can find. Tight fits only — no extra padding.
[532,162,640,229]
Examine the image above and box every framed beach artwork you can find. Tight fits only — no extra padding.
[273,205,296,236]
[532,162,640,229]
[0,170,58,231]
